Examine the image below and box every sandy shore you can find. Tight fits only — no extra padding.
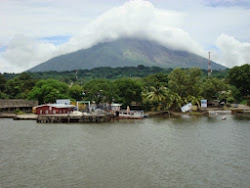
[0,113,16,118]
[14,114,38,120]
[0,113,38,120]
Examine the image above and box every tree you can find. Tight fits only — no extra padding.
[143,86,169,110]
[83,79,116,104]
[4,72,36,99]
[69,84,84,101]
[199,78,228,102]
[168,68,203,98]
[0,73,6,92]
[0,92,9,99]
[166,91,182,111]
[113,78,142,107]
[4,79,20,99]
[185,95,203,109]
[145,86,168,103]
[27,79,69,104]
[143,86,182,111]
[142,73,168,88]
[228,64,250,98]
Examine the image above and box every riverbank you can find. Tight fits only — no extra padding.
[14,114,38,120]
[146,104,250,117]
[0,104,249,121]
[0,112,38,120]
[0,112,16,118]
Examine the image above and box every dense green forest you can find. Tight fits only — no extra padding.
[0,65,249,111]
[3,65,228,83]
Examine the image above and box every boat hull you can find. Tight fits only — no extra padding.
[117,110,145,119]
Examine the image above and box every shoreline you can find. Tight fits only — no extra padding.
[0,105,249,121]
[0,113,38,120]
[146,105,250,117]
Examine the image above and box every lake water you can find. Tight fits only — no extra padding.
[0,115,250,188]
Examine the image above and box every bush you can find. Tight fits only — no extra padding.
[239,100,248,105]
[227,96,235,103]
[15,109,25,115]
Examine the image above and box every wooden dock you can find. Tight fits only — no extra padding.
[36,114,113,123]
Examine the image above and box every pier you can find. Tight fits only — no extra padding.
[36,114,113,123]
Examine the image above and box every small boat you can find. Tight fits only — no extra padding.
[118,110,145,119]
[222,116,226,120]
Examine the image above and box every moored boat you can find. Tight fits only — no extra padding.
[118,110,145,119]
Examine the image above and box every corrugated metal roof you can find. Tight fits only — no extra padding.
[35,104,75,109]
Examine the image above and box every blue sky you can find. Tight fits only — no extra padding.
[0,0,250,73]
[205,0,250,7]
[0,46,6,53]
[39,36,72,46]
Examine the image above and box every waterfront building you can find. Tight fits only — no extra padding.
[34,104,75,115]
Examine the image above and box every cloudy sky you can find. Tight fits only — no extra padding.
[0,0,250,73]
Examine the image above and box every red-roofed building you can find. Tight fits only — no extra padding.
[34,104,75,115]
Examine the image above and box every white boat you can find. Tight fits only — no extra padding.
[118,110,145,119]
[222,116,227,120]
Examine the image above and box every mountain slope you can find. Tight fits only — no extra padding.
[29,38,226,72]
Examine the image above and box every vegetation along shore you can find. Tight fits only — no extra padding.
[0,64,249,115]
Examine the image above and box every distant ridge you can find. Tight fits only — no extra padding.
[28,38,226,72]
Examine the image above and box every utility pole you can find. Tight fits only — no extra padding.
[208,52,212,77]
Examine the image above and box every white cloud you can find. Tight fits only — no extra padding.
[215,34,250,67]
[65,0,202,53]
[1,0,204,72]
[0,0,250,73]
[0,0,125,45]
[1,35,59,73]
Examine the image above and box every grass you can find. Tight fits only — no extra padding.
[15,109,26,115]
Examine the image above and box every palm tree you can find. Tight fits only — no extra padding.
[143,86,183,113]
[143,86,168,111]
[186,95,203,109]
[165,91,182,111]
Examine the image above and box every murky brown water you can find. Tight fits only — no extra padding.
[0,115,250,188]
